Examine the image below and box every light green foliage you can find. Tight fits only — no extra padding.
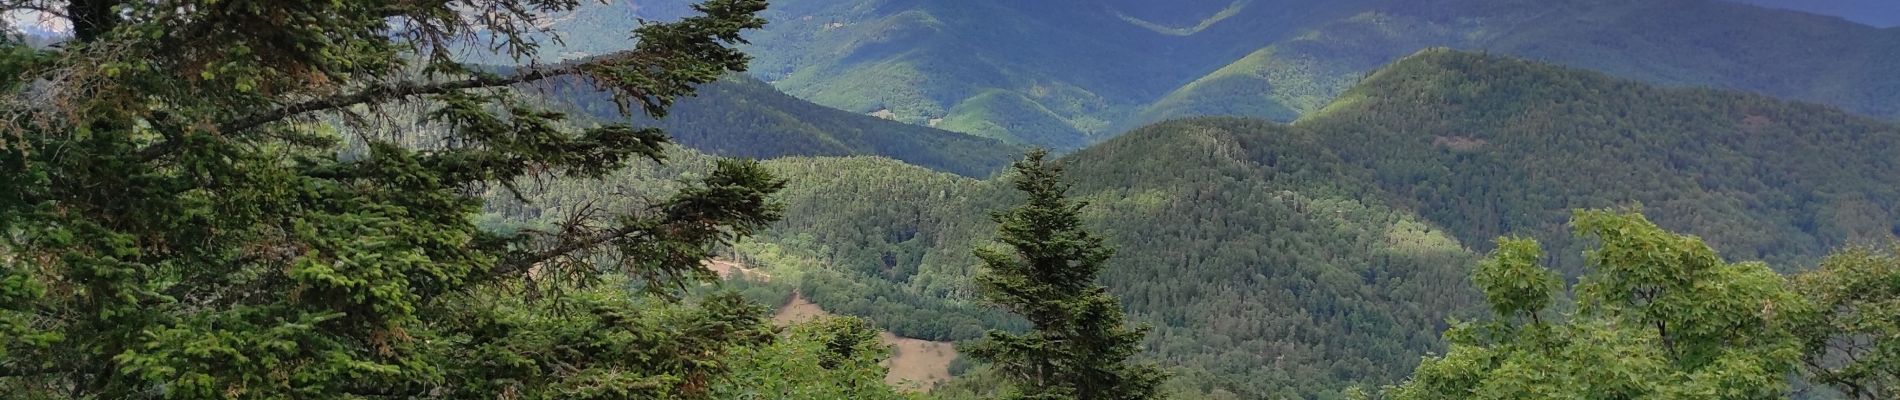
[1790,245,1900,399]
[713,316,908,400]
[1387,210,1805,400]
[963,149,1167,400]
[1471,239,1557,322]
[934,90,1091,149]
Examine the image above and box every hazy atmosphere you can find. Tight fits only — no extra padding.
[3,1,1898,399]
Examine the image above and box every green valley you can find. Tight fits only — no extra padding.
[569,0,1900,150]
[1144,0,1900,132]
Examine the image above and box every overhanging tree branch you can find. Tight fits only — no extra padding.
[489,224,648,279]
[137,56,614,161]
[217,62,591,135]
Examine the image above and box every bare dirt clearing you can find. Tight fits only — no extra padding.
[709,258,959,391]
[772,292,958,392]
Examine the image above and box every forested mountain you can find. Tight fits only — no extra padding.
[11,1,1899,399]
[545,75,1023,177]
[313,44,1900,398]
[739,119,1484,398]
[491,112,1481,398]
[1141,0,1900,129]
[554,0,1900,150]
[546,0,1383,148]
[1297,49,1900,270]
[586,50,1900,398]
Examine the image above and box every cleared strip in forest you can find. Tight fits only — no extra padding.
[705,258,957,392]
[773,293,958,392]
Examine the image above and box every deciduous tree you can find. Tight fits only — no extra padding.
[1388,209,1805,400]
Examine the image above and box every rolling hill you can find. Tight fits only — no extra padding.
[545,75,1024,177]
[557,0,1900,151]
[1141,0,1900,129]
[736,119,1482,398]
[665,50,1900,397]
[541,0,1384,148]
[483,3,1900,394]
[1299,49,1900,269]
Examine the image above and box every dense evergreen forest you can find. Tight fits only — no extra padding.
[568,50,1899,398]
[4,1,1900,399]
[1301,50,1900,270]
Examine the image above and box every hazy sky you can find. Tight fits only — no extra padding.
[1729,0,1900,27]
[4,10,69,35]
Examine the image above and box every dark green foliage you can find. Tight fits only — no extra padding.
[0,0,902,398]
[426,285,779,398]
[1298,49,1900,271]
[1056,119,1481,398]
[741,119,1482,398]
[706,51,1900,398]
[963,150,1167,400]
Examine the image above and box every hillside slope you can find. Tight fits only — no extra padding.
[712,51,1900,397]
[742,119,1482,398]
[471,50,1900,397]
[581,0,1900,150]
[549,75,1024,177]
[1297,50,1900,269]
[1143,0,1900,128]
[552,0,1380,148]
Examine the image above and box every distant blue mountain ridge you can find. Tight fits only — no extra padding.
[1728,0,1900,27]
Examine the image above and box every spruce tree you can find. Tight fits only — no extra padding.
[0,1,790,398]
[964,149,1166,400]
